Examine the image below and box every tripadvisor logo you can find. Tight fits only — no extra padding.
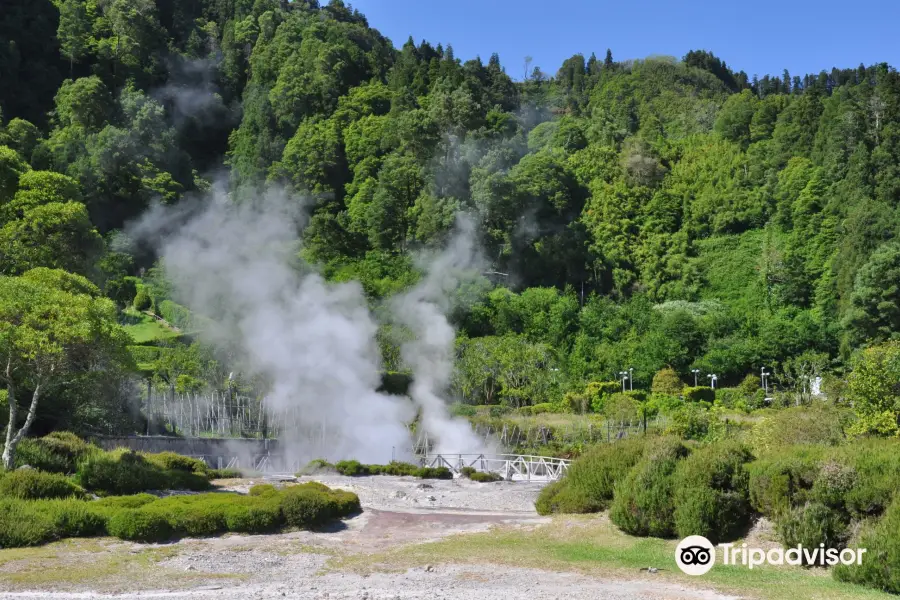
[675,536,868,575]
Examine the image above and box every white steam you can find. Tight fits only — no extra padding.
[391,216,491,454]
[133,185,415,463]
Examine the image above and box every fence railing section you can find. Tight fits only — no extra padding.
[422,453,571,481]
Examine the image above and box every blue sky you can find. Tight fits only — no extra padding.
[349,0,898,81]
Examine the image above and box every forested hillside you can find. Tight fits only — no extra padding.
[1,0,900,436]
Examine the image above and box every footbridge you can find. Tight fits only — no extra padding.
[421,453,570,482]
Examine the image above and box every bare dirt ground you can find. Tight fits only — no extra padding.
[0,475,739,600]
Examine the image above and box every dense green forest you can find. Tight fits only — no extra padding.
[1,0,900,444]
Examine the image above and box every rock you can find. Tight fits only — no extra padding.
[185,565,196,571]
[416,483,433,490]
[425,565,434,572]
[395,491,407,498]
[427,496,436,501]
[16,465,34,470]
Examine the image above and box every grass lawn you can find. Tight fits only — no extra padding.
[121,308,181,344]
[333,514,891,600]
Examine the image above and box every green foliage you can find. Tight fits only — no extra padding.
[14,432,99,474]
[834,495,900,593]
[673,441,753,543]
[651,368,684,396]
[0,469,85,500]
[334,459,368,476]
[775,502,848,561]
[747,405,849,454]
[133,287,152,311]
[208,469,243,479]
[74,449,210,496]
[683,386,715,403]
[609,438,690,537]
[106,509,174,542]
[845,341,900,437]
[747,446,825,516]
[468,471,503,483]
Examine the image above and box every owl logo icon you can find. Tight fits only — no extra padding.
[675,536,716,575]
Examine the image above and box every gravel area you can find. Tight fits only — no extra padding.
[0,475,739,600]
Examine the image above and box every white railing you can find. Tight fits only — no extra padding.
[421,453,570,481]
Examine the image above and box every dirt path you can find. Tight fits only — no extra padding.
[0,475,740,600]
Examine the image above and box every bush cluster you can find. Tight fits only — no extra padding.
[834,495,900,593]
[458,467,503,482]
[0,481,360,548]
[683,386,715,403]
[332,460,452,479]
[75,449,210,496]
[14,431,99,474]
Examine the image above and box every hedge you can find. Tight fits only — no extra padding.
[157,299,193,330]
[683,386,715,403]
[75,449,210,496]
[0,482,361,548]
[747,445,825,516]
[834,495,900,593]
[14,432,100,474]
[332,460,452,479]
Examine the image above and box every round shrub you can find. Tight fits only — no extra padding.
[281,488,335,528]
[416,466,453,480]
[747,445,825,517]
[565,437,646,510]
[775,502,848,562]
[133,287,151,311]
[459,466,477,478]
[76,450,165,495]
[94,493,159,510]
[535,479,602,515]
[0,469,86,500]
[14,439,71,473]
[651,367,684,397]
[748,405,849,454]
[811,460,858,512]
[45,499,107,538]
[224,503,283,533]
[834,496,900,593]
[328,489,362,516]
[609,437,689,538]
[107,509,173,542]
[248,484,278,497]
[155,500,228,537]
[825,438,900,519]
[673,441,753,543]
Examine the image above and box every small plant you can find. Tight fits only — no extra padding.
[208,468,243,479]
[0,469,86,500]
[468,471,503,483]
[459,466,477,478]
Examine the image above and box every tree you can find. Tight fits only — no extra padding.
[0,270,130,469]
[846,341,900,437]
[651,367,684,396]
[0,146,29,200]
[844,242,900,345]
[58,0,92,78]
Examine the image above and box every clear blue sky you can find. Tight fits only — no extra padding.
[349,0,898,81]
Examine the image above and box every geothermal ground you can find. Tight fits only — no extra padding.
[0,475,740,600]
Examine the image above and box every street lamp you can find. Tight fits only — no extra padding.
[629,367,634,391]
[707,373,718,389]
[691,369,700,386]
[761,368,770,395]
[618,371,629,392]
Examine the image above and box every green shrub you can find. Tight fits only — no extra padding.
[651,367,684,396]
[75,449,210,495]
[224,502,283,533]
[535,480,601,515]
[624,390,648,403]
[416,466,453,480]
[748,405,849,454]
[811,460,858,513]
[378,371,412,396]
[609,438,689,537]
[281,487,337,528]
[747,446,825,516]
[14,433,99,474]
[666,403,715,440]
[834,496,900,593]
[683,386,715,403]
[107,509,173,542]
[296,458,335,476]
[673,441,753,543]
[566,437,646,508]
[825,438,900,519]
[248,484,278,497]
[158,300,193,330]
[328,488,362,515]
[149,496,228,537]
[775,502,848,561]
[144,451,208,474]
[133,287,151,311]
[208,468,243,479]
[449,402,478,418]
[459,466,477,478]
[469,471,503,482]
[94,494,158,510]
[586,381,621,413]
[0,498,59,547]
[334,459,369,476]
[0,469,86,500]
[44,498,107,538]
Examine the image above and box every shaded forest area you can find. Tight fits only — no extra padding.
[1,0,900,437]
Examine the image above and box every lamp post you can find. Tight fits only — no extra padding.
[619,371,629,392]
[691,369,700,386]
[629,367,634,391]
[761,368,770,395]
[707,373,718,389]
